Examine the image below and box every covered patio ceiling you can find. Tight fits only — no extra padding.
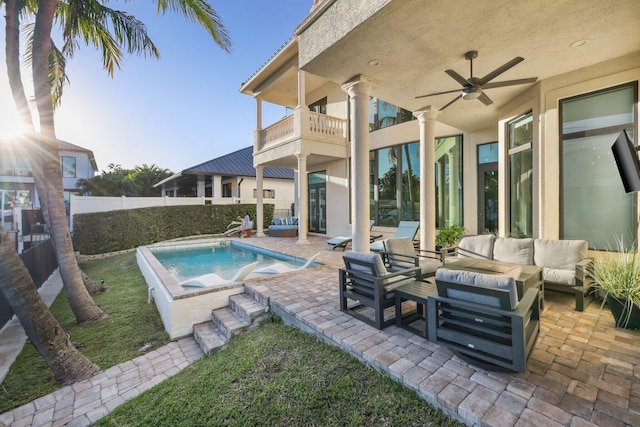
[297,0,640,132]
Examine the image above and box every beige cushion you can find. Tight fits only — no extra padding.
[343,252,387,276]
[534,239,587,270]
[543,267,575,286]
[493,238,534,265]
[385,237,442,276]
[435,268,518,310]
[457,235,495,260]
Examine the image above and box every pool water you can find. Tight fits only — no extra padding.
[152,243,304,282]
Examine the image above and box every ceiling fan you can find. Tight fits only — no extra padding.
[415,50,537,111]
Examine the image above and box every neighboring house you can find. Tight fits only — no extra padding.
[1,137,98,251]
[240,0,639,252]
[0,137,98,212]
[154,146,295,214]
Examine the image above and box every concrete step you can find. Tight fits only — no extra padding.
[192,321,227,355]
[229,293,269,325]
[195,292,270,354]
[211,307,249,341]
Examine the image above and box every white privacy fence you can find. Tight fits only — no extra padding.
[70,195,295,230]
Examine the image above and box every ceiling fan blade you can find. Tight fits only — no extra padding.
[483,77,538,89]
[445,69,470,87]
[478,57,524,86]
[415,88,461,99]
[439,94,462,111]
[477,92,493,106]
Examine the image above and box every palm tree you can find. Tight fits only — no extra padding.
[0,229,100,384]
[1,0,231,382]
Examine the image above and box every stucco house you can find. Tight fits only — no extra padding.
[0,138,97,212]
[240,0,639,252]
[154,146,295,215]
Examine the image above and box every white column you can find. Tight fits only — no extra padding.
[255,97,263,152]
[414,108,439,252]
[196,176,205,197]
[213,175,222,198]
[256,165,264,237]
[342,75,376,253]
[297,70,306,108]
[293,169,299,216]
[296,153,309,245]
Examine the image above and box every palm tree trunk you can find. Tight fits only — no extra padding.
[0,230,100,384]
[31,0,106,323]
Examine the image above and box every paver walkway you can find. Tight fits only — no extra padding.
[1,235,639,426]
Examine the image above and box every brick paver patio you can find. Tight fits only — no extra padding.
[1,234,638,426]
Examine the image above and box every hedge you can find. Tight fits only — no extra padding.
[73,204,274,255]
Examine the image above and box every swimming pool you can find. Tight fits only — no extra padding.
[136,239,318,339]
[151,240,308,281]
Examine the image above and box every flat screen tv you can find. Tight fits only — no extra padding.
[611,130,640,193]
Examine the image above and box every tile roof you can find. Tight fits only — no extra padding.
[183,146,293,179]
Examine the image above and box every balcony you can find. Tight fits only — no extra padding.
[257,108,347,153]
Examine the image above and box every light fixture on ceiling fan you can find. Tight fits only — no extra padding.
[415,50,538,111]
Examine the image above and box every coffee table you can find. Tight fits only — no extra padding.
[394,280,437,338]
[444,258,544,307]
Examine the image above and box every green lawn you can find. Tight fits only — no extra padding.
[97,318,463,427]
[0,253,170,414]
[1,252,463,426]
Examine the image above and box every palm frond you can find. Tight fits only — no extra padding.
[48,40,69,108]
[155,0,232,53]
[57,0,160,76]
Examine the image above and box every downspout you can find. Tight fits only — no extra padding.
[237,178,244,199]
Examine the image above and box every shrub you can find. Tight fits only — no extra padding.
[73,204,274,254]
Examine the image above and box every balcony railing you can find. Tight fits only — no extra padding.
[257,108,347,151]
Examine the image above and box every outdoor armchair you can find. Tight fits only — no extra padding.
[339,252,421,329]
[382,237,443,279]
[427,268,540,373]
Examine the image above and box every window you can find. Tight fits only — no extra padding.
[367,136,462,227]
[222,183,232,198]
[508,112,533,238]
[1,156,30,176]
[308,97,327,114]
[368,98,416,131]
[561,84,636,249]
[253,189,275,198]
[435,136,463,228]
[61,156,76,178]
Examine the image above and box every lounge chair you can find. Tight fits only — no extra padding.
[180,262,258,289]
[327,220,377,251]
[382,237,443,279]
[370,220,420,252]
[254,252,321,274]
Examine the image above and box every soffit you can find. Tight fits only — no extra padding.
[297,0,640,131]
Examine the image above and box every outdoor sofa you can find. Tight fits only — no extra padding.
[444,235,592,311]
[268,216,298,237]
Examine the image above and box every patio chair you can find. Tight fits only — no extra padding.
[254,252,320,274]
[370,220,420,252]
[327,220,378,251]
[339,252,421,329]
[427,268,540,373]
[382,237,443,279]
[180,262,258,289]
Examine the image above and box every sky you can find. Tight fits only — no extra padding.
[0,1,314,173]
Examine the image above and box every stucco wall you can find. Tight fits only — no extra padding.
[298,0,390,69]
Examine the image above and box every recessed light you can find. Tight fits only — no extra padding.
[570,39,589,48]
[367,59,380,67]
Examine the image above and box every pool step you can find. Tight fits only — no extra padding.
[193,292,270,355]
[192,321,227,356]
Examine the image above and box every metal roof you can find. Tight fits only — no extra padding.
[183,146,294,179]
